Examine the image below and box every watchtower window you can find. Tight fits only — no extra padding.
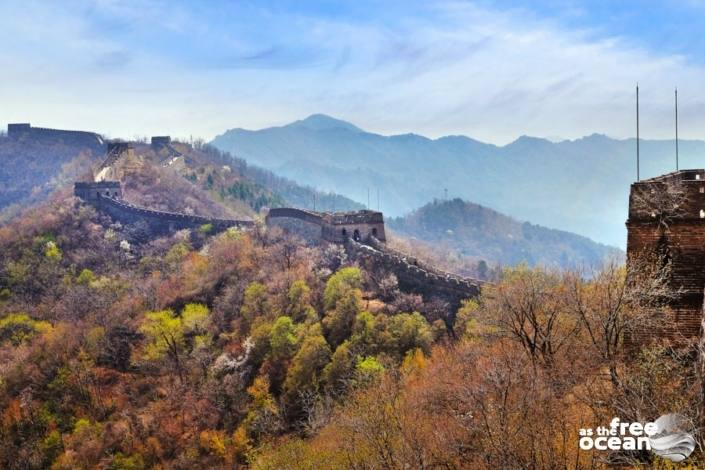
[700,210,704,219]
[105,191,110,196]
[96,191,100,197]
[700,187,704,194]
[372,228,378,237]
[342,228,347,238]
[353,229,361,241]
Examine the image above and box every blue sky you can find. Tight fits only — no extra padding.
[3,0,705,143]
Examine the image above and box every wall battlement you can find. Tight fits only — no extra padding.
[7,123,104,148]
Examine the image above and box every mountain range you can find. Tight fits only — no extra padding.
[212,114,705,248]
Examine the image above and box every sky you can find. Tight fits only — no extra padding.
[3,0,705,144]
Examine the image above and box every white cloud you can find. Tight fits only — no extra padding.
[0,0,704,143]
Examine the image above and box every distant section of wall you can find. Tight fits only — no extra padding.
[347,237,481,310]
[98,197,252,232]
[7,123,104,149]
[74,181,123,202]
[74,180,253,233]
[266,208,386,242]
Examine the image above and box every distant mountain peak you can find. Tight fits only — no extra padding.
[289,114,362,133]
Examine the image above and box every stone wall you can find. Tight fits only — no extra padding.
[75,181,253,233]
[7,123,104,149]
[266,207,386,242]
[346,237,481,310]
[626,169,705,343]
[74,181,123,202]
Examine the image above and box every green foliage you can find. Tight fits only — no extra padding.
[76,268,95,285]
[181,303,210,333]
[242,282,270,326]
[269,316,298,360]
[355,355,385,383]
[283,328,331,408]
[323,267,362,310]
[323,340,355,395]
[287,280,317,323]
[164,241,190,265]
[385,312,433,358]
[0,313,51,346]
[199,223,214,234]
[139,304,211,375]
[140,310,184,361]
[44,240,62,261]
[323,288,362,348]
[111,452,146,470]
[40,430,63,464]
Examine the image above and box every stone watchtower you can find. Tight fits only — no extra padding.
[626,169,705,342]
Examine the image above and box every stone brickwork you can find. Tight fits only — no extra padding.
[626,169,705,342]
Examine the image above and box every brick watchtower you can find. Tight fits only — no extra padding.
[626,169,705,342]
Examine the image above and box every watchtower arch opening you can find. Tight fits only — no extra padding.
[353,229,361,241]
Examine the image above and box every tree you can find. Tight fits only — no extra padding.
[480,265,581,367]
[0,313,51,346]
[323,267,362,311]
[286,280,317,323]
[283,328,332,420]
[322,288,362,348]
[139,303,211,382]
[384,312,433,359]
[269,316,298,360]
[241,282,270,328]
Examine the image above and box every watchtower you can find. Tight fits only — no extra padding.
[626,169,705,342]
[74,181,123,202]
[7,123,31,138]
[151,136,171,150]
[320,210,386,243]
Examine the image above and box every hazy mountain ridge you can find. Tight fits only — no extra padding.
[212,115,701,247]
[388,198,622,270]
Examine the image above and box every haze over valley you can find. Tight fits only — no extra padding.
[213,114,702,249]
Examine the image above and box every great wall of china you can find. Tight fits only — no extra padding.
[3,122,481,308]
[13,123,705,344]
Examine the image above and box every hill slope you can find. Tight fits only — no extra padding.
[212,114,699,247]
[388,198,622,270]
[0,130,363,223]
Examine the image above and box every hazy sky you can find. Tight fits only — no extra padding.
[3,0,705,143]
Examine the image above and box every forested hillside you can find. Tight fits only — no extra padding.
[0,134,699,468]
[0,133,362,225]
[0,175,445,468]
[388,198,623,270]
